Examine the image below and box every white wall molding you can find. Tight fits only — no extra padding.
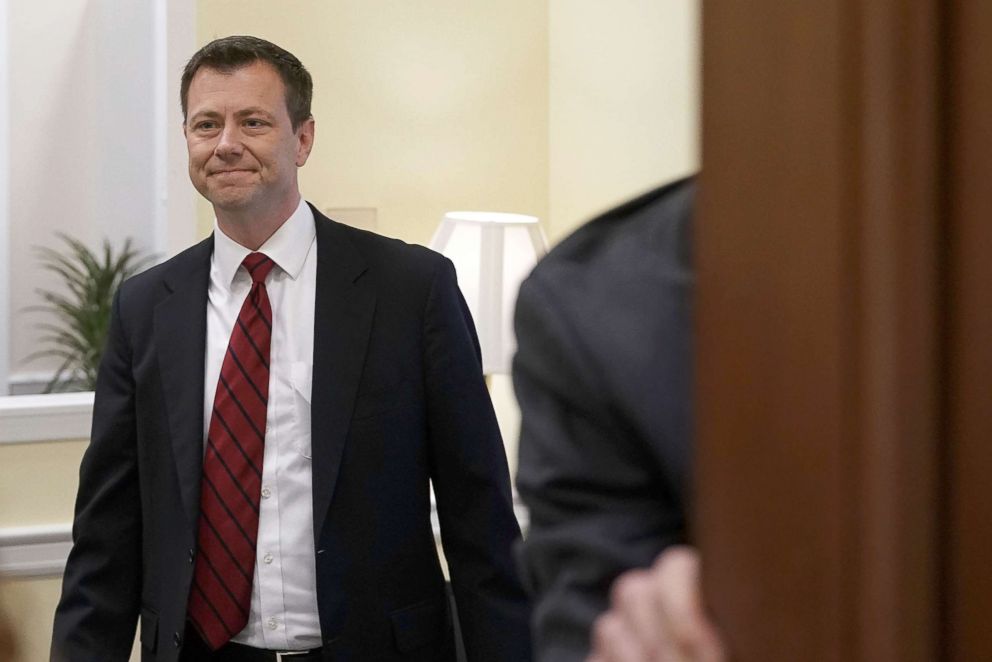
[0,523,73,578]
[0,391,93,444]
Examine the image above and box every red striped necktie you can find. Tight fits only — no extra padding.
[188,252,275,649]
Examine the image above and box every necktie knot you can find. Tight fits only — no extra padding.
[242,252,275,285]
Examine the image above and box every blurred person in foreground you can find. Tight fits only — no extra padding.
[51,35,529,662]
[514,176,725,661]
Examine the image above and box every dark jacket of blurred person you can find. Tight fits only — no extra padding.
[514,176,694,661]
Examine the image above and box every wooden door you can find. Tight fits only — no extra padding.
[695,2,991,660]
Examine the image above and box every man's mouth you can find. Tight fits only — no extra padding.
[209,168,255,176]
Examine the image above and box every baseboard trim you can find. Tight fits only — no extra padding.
[0,392,93,445]
[0,523,74,578]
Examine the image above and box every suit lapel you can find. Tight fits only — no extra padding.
[309,207,375,539]
[154,236,212,533]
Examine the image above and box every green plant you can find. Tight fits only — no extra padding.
[28,233,153,392]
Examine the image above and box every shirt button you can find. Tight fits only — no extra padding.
[267,617,278,630]
[263,552,274,564]
[261,486,272,499]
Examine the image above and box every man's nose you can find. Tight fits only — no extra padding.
[214,124,243,159]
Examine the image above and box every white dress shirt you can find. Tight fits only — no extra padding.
[203,197,321,649]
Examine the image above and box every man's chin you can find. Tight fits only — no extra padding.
[205,188,257,211]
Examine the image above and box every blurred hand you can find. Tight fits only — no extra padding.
[587,546,726,662]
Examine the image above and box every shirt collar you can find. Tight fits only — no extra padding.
[212,198,316,288]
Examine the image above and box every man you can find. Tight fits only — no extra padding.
[52,36,530,662]
[514,177,721,661]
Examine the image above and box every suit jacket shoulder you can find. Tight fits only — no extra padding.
[115,236,213,316]
[513,175,695,662]
[315,206,442,266]
[530,175,694,287]
[517,176,695,472]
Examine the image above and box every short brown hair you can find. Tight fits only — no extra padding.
[180,35,313,130]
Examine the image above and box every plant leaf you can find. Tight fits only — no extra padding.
[26,233,153,391]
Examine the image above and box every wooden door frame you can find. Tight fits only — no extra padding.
[695,2,989,659]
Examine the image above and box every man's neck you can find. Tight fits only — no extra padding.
[215,194,302,250]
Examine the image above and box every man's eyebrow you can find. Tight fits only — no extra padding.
[187,108,277,123]
[187,109,221,124]
[235,107,276,119]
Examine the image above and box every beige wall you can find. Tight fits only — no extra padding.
[0,441,85,528]
[1,577,65,662]
[0,440,86,662]
[192,2,700,245]
[548,0,700,242]
[0,576,141,662]
[195,0,550,245]
[0,437,137,661]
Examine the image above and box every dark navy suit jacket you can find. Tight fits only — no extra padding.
[52,206,532,661]
[514,178,694,662]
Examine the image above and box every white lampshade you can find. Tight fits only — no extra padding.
[430,211,547,374]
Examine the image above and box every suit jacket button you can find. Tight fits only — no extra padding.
[188,548,195,564]
[173,631,183,647]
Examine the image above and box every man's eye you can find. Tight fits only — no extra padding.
[195,121,217,131]
[245,119,266,128]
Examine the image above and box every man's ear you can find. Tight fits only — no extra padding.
[296,117,315,167]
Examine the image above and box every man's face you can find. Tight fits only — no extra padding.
[184,61,314,216]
